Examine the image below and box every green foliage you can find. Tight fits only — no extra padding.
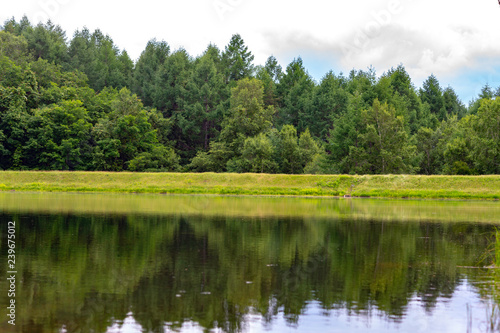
[0,31,31,64]
[264,55,283,83]
[128,145,180,172]
[91,88,180,171]
[385,65,422,133]
[190,78,274,171]
[221,78,274,145]
[443,86,466,119]
[439,115,474,175]
[0,55,33,89]
[242,133,276,173]
[353,99,418,174]
[324,94,365,174]
[131,39,170,106]
[277,125,302,174]
[26,100,92,170]
[0,21,499,175]
[188,151,215,172]
[306,71,348,139]
[269,125,320,174]
[23,20,68,65]
[303,153,324,174]
[222,34,254,82]
[416,127,440,175]
[30,57,88,90]
[420,75,447,121]
[276,57,315,129]
[153,48,191,114]
[255,65,279,108]
[470,98,500,174]
[171,46,227,163]
[189,141,233,172]
[299,128,321,168]
[67,28,131,91]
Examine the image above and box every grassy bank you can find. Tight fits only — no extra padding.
[0,171,500,200]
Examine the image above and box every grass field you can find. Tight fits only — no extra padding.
[0,171,499,200]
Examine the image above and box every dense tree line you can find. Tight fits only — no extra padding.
[1,17,499,174]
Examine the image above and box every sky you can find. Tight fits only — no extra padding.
[1,0,500,104]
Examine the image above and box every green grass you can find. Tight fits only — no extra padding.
[0,171,499,200]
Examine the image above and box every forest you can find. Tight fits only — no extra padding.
[1,17,499,175]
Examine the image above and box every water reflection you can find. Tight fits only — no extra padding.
[0,194,499,332]
[1,192,500,223]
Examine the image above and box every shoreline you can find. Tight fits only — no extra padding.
[2,191,500,223]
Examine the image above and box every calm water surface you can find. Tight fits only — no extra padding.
[1,192,500,333]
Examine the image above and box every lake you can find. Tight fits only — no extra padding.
[1,192,500,332]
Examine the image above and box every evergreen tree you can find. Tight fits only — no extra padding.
[153,48,192,115]
[276,57,315,130]
[132,39,170,106]
[222,34,254,82]
[420,75,447,121]
[386,65,421,133]
[306,71,348,139]
[324,94,365,174]
[68,28,130,91]
[443,86,466,119]
[264,55,283,83]
[22,20,68,65]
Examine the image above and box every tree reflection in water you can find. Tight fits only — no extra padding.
[0,211,496,333]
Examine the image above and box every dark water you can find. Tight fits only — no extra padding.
[1,193,500,332]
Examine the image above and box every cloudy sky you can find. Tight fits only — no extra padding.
[1,0,500,103]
